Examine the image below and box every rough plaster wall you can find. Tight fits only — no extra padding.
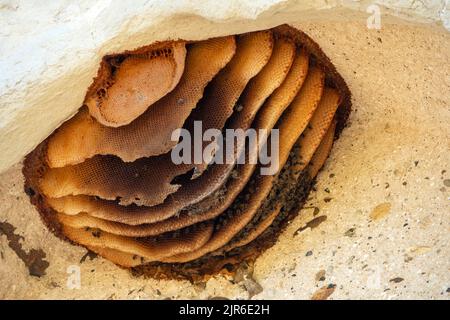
[0,0,448,173]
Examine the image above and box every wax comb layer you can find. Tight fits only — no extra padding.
[60,222,213,261]
[86,42,186,127]
[308,120,337,178]
[23,25,351,280]
[47,195,177,225]
[293,89,340,173]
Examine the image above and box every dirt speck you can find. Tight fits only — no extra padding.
[303,206,320,216]
[443,179,450,187]
[233,262,263,299]
[344,228,356,237]
[0,220,49,277]
[80,250,98,263]
[311,284,336,300]
[294,215,327,236]
[390,277,404,283]
[370,202,391,221]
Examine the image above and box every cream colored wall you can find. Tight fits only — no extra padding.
[0,0,448,173]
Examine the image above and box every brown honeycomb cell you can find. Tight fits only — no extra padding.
[23,25,351,281]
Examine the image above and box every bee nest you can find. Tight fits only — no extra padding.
[23,25,351,280]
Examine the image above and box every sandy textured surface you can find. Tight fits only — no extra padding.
[0,17,449,299]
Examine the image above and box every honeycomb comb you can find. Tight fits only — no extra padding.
[23,25,351,280]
